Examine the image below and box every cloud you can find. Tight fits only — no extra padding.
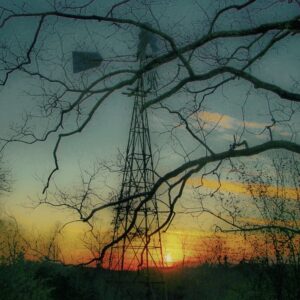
[187,177,299,200]
[192,111,293,141]
[236,216,300,229]
[196,111,267,131]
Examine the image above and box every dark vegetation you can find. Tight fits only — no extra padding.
[1,255,299,300]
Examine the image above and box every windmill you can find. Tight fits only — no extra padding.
[108,24,166,300]
[72,24,166,299]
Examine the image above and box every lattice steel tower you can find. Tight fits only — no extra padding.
[71,25,165,298]
[106,26,166,300]
[108,67,164,273]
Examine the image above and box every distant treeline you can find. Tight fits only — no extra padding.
[1,254,299,300]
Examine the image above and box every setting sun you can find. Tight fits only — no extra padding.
[164,253,173,265]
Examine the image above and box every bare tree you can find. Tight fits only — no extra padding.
[0,215,26,264]
[197,153,300,299]
[0,0,300,265]
[0,156,10,195]
[198,154,300,237]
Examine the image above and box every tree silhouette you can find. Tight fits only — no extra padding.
[0,156,10,195]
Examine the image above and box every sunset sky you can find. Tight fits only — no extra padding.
[0,0,299,266]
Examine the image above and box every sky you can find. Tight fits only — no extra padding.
[0,0,300,265]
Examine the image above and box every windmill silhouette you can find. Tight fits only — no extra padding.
[72,24,166,299]
[109,25,166,300]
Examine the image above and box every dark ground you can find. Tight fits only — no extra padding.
[0,255,299,299]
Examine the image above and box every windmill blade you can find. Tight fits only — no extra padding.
[72,51,103,73]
